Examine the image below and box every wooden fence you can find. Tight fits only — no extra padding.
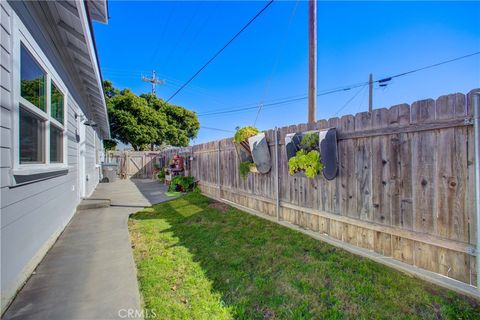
[106,151,161,179]
[158,91,479,287]
[105,148,195,179]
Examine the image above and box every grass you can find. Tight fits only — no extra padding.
[164,191,183,197]
[129,193,480,320]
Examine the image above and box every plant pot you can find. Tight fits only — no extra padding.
[320,128,338,180]
[285,128,339,180]
[249,165,259,173]
[285,130,321,160]
[234,141,253,163]
[248,132,271,174]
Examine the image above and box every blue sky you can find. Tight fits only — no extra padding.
[94,1,480,144]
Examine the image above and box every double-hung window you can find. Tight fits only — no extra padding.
[17,42,66,168]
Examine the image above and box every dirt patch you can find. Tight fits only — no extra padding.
[208,201,230,214]
[262,307,276,319]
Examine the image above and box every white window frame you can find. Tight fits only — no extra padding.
[11,14,69,176]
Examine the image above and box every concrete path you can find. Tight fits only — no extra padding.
[3,179,170,320]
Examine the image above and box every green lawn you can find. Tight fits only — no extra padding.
[129,193,480,320]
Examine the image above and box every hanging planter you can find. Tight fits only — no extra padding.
[248,132,271,174]
[285,128,338,180]
[234,126,271,178]
[320,128,339,180]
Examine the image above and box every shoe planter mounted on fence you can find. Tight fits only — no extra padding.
[248,132,272,173]
[234,126,272,179]
[285,128,338,180]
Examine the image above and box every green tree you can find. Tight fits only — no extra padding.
[140,93,200,147]
[103,80,120,99]
[103,82,199,150]
[103,139,117,151]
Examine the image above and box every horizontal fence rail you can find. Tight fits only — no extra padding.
[157,90,479,287]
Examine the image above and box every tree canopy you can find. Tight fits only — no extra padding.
[103,81,199,150]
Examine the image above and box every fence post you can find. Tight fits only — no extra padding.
[274,127,280,221]
[473,92,480,290]
[217,141,221,199]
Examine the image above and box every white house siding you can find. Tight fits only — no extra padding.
[85,125,101,197]
[0,1,104,311]
[1,2,13,192]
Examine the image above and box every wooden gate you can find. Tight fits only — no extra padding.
[106,151,161,179]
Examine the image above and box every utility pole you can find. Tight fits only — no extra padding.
[141,70,165,96]
[308,0,317,124]
[368,73,373,113]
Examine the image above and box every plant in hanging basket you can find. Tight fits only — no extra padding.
[288,149,323,179]
[234,126,260,179]
[239,161,256,179]
[234,126,260,145]
[300,132,319,152]
[286,132,324,179]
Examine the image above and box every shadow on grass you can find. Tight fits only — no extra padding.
[130,193,480,320]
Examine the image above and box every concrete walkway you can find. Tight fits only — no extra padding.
[3,179,170,320]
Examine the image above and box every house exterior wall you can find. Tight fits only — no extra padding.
[0,1,104,311]
[85,125,102,197]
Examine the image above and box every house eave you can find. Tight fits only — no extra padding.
[42,0,110,139]
[77,0,110,138]
[86,0,109,24]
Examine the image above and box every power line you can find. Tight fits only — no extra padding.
[198,83,367,116]
[181,2,216,58]
[150,2,177,65]
[333,85,368,116]
[375,51,480,84]
[166,0,275,102]
[201,126,235,133]
[254,0,300,126]
[163,6,200,69]
[197,51,480,117]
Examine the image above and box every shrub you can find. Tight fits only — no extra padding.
[157,168,166,180]
[234,126,259,143]
[169,176,195,192]
[288,149,323,179]
[193,185,201,193]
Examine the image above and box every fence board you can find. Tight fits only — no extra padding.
[339,115,356,217]
[388,104,412,229]
[355,111,372,221]
[411,99,436,235]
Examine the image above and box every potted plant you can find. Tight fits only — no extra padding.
[286,132,323,179]
[233,126,259,161]
[285,129,338,180]
[157,167,166,183]
[233,126,272,178]
[169,176,195,192]
[288,149,323,178]
[233,126,258,179]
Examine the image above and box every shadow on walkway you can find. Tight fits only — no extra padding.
[130,179,176,205]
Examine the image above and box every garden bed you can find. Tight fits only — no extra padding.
[128,193,479,319]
